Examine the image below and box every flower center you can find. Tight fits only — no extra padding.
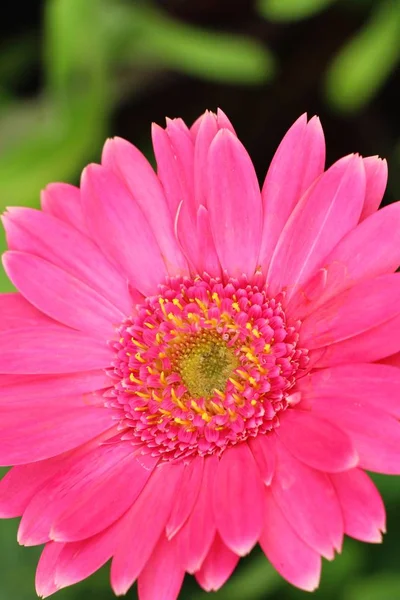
[174,331,239,399]
[108,274,309,461]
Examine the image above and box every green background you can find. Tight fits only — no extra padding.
[1,0,400,598]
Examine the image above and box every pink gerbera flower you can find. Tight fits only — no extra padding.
[1,109,399,599]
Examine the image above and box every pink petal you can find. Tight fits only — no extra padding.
[3,251,123,337]
[267,154,365,299]
[206,129,262,277]
[36,542,65,598]
[214,443,264,556]
[297,363,400,418]
[81,164,168,296]
[51,453,158,542]
[102,137,188,275]
[54,519,121,589]
[0,429,119,518]
[0,292,53,330]
[0,452,72,518]
[176,455,218,573]
[259,492,321,592]
[111,461,184,595]
[330,468,386,543]
[312,310,400,367]
[0,326,112,374]
[194,111,220,208]
[311,398,400,474]
[151,123,194,217]
[359,156,388,221]
[41,183,86,234]
[2,207,132,315]
[248,433,276,485]
[277,409,358,472]
[17,441,150,544]
[0,404,113,467]
[166,456,204,539]
[194,205,221,277]
[195,533,239,592]
[138,535,185,600]
[0,370,109,406]
[259,114,325,270]
[271,438,343,559]
[288,201,400,319]
[300,274,400,350]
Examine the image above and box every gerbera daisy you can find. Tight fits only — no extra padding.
[0,109,399,599]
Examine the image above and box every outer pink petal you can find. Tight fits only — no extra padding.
[190,109,236,143]
[271,437,343,559]
[267,155,365,299]
[195,533,239,592]
[0,292,53,330]
[214,443,264,555]
[166,456,204,539]
[51,453,158,542]
[2,207,132,315]
[81,164,168,296]
[111,461,184,596]
[54,519,121,590]
[311,398,400,474]
[176,455,218,573]
[248,433,276,485]
[41,183,87,234]
[277,409,358,472]
[297,363,400,418]
[0,370,109,405]
[206,130,262,277]
[259,492,321,592]
[0,326,112,374]
[3,251,123,337]
[288,202,400,319]
[17,441,151,545]
[0,452,72,518]
[194,111,220,208]
[151,123,194,217]
[0,429,117,517]
[138,535,185,600]
[312,311,400,367]
[102,137,188,275]
[259,114,325,270]
[194,205,221,277]
[36,542,65,598]
[359,156,388,221]
[300,274,400,350]
[331,468,386,543]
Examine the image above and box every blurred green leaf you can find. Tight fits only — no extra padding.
[325,1,400,113]
[344,572,400,600]
[112,3,275,84]
[258,0,336,22]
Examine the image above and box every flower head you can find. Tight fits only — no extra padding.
[0,109,399,598]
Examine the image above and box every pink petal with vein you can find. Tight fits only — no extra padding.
[260,492,321,591]
[360,156,388,221]
[259,114,325,270]
[331,468,386,543]
[267,154,365,299]
[277,409,358,472]
[195,534,239,592]
[214,443,264,555]
[41,183,86,234]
